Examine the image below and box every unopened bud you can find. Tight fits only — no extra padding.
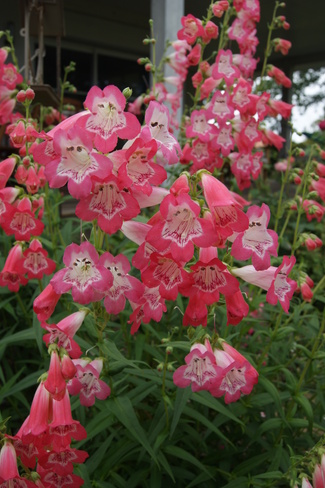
[145,63,153,72]
[25,88,35,101]
[17,90,26,103]
[157,362,164,372]
[167,363,174,372]
[161,338,170,344]
[166,346,173,355]
[122,87,133,100]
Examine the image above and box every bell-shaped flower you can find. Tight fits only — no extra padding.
[49,390,87,450]
[16,239,56,279]
[45,125,112,199]
[0,243,28,292]
[75,174,141,235]
[79,84,141,153]
[2,197,44,240]
[129,286,167,335]
[99,252,144,314]
[231,204,278,270]
[145,193,216,263]
[201,172,249,238]
[68,358,111,407]
[210,342,258,403]
[141,100,181,165]
[33,283,60,322]
[38,445,88,476]
[173,342,221,392]
[18,382,52,445]
[266,255,297,313]
[50,242,113,304]
[44,348,67,401]
[0,441,36,487]
[42,310,87,359]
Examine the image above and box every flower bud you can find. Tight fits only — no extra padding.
[166,346,173,355]
[122,87,133,100]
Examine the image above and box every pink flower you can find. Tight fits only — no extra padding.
[79,85,141,153]
[0,63,23,89]
[129,286,167,334]
[145,193,216,263]
[48,390,87,450]
[231,204,278,270]
[99,252,144,314]
[18,382,52,444]
[50,242,112,304]
[45,125,113,199]
[16,239,56,279]
[212,1,229,18]
[212,50,240,86]
[33,284,60,322]
[267,65,292,88]
[44,349,67,401]
[201,172,249,238]
[177,14,204,45]
[42,310,87,359]
[273,38,292,55]
[38,446,88,476]
[0,156,16,188]
[141,252,190,300]
[173,342,221,392]
[67,358,111,407]
[2,197,44,240]
[210,342,258,404]
[75,174,141,234]
[0,243,28,292]
[141,101,181,165]
[225,291,249,325]
[0,441,35,487]
[266,256,297,313]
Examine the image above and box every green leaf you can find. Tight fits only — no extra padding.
[221,477,248,488]
[169,386,192,439]
[109,396,158,464]
[0,328,35,349]
[256,418,283,435]
[259,375,285,419]
[294,393,314,428]
[193,390,244,426]
[234,452,269,476]
[163,445,214,480]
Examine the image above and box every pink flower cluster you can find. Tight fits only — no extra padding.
[173,339,258,404]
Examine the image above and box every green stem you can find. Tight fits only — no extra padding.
[279,308,325,441]
[259,1,280,81]
[274,137,293,234]
[257,310,283,369]
[291,149,315,255]
[161,351,170,429]
[16,293,32,327]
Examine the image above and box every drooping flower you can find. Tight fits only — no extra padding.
[16,239,56,279]
[75,174,141,235]
[145,193,216,262]
[231,204,278,270]
[33,284,61,322]
[67,358,111,407]
[42,310,87,359]
[210,342,258,404]
[266,256,297,313]
[99,252,144,314]
[173,342,221,392]
[0,243,28,292]
[141,101,181,165]
[0,441,36,487]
